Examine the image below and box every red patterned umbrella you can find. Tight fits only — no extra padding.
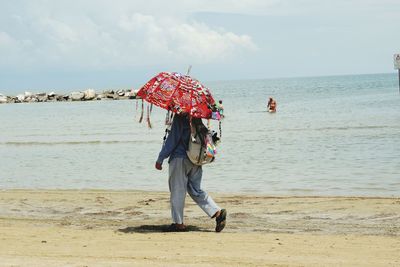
[136,72,217,119]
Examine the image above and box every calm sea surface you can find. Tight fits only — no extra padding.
[1,73,399,196]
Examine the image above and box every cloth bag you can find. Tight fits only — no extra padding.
[186,127,216,165]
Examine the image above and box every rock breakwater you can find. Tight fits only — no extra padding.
[0,89,137,104]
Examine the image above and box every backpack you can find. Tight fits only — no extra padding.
[186,125,218,166]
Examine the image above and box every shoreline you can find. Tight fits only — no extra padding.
[1,189,399,266]
[1,188,398,199]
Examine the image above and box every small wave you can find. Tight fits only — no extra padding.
[351,187,393,192]
[12,132,137,138]
[248,110,268,114]
[1,140,156,146]
[284,125,399,132]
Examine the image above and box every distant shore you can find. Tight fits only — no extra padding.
[0,189,399,266]
[0,89,138,104]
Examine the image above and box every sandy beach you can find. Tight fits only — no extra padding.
[0,190,399,266]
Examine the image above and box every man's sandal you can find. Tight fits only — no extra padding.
[215,209,227,232]
[165,223,187,232]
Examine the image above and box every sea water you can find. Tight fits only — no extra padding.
[0,73,399,196]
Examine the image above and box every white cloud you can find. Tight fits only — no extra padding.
[169,22,256,62]
[1,0,398,79]
[118,14,256,63]
[119,13,158,32]
[0,31,34,66]
[0,32,16,46]
[39,18,80,43]
[0,1,257,70]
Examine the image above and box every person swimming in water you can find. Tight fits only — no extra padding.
[267,97,277,113]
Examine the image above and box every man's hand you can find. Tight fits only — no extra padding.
[155,162,162,170]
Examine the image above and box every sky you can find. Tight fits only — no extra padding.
[0,0,399,92]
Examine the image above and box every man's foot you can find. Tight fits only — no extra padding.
[165,223,187,232]
[215,209,227,232]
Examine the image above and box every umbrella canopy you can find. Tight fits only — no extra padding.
[137,72,217,119]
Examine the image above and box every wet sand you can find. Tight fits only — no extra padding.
[0,190,399,266]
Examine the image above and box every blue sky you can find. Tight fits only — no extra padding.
[0,0,399,92]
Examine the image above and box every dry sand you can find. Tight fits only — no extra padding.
[0,189,399,266]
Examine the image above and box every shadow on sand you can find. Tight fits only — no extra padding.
[118,224,210,233]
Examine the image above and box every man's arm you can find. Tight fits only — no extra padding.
[156,117,183,165]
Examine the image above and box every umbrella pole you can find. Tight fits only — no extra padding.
[186,65,192,75]
[219,121,222,139]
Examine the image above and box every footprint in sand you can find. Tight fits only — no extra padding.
[95,196,112,204]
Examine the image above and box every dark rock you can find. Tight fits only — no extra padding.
[37,93,48,102]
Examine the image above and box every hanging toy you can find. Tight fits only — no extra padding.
[138,99,144,123]
[146,104,152,128]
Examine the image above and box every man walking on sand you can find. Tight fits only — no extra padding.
[155,114,227,232]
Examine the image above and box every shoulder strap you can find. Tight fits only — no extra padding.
[162,112,175,146]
